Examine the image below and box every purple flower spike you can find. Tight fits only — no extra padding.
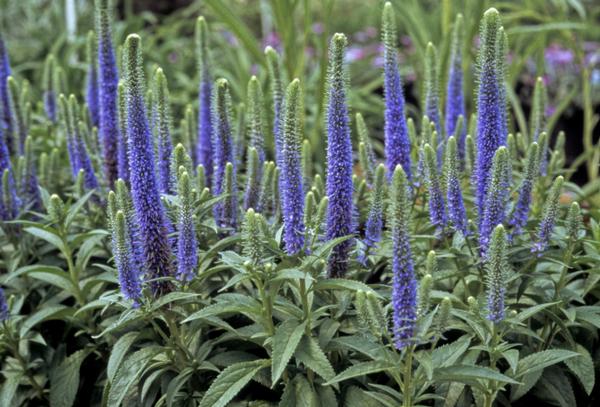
[43,55,57,123]
[479,147,510,255]
[0,287,9,321]
[445,136,468,235]
[0,33,13,155]
[212,78,236,228]
[95,0,120,187]
[508,142,539,238]
[445,15,467,162]
[265,46,285,167]
[475,8,506,219]
[389,165,417,349]
[280,79,305,255]
[124,34,174,296]
[423,144,447,233]
[86,31,100,128]
[196,17,213,187]
[325,33,355,277]
[382,2,412,179]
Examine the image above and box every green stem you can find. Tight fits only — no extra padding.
[4,323,45,400]
[402,346,414,407]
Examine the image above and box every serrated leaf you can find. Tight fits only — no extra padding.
[317,385,337,406]
[107,332,139,382]
[199,359,269,407]
[182,299,260,323]
[279,374,319,407]
[315,279,380,297]
[0,374,22,407]
[511,370,543,401]
[324,361,394,386]
[564,345,594,395]
[431,336,471,368]
[502,349,519,375]
[271,319,306,385]
[434,365,519,388]
[344,386,384,407]
[108,348,158,407]
[536,367,576,407]
[295,336,335,381]
[515,350,579,378]
[50,349,90,407]
[513,302,560,323]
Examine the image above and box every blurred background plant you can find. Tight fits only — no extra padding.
[1,0,599,194]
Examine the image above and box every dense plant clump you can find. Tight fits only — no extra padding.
[0,1,599,406]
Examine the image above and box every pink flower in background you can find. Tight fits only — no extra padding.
[545,44,574,66]
[262,31,281,50]
[312,22,324,35]
[346,45,368,62]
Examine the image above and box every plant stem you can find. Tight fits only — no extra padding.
[402,346,414,407]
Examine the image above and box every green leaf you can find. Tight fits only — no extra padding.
[166,367,194,406]
[511,370,543,401]
[28,270,74,293]
[50,349,90,407]
[182,300,259,323]
[107,332,139,382]
[431,336,471,368]
[20,305,71,336]
[0,374,22,407]
[199,359,270,407]
[564,345,595,395]
[108,348,158,407]
[324,361,395,386]
[150,292,201,310]
[512,302,560,323]
[5,264,65,283]
[434,365,520,388]
[23,226,65,253]
[315,279,380,297]
[295,336,335,381]
[538,367,576,407]
[344,385,385,407]
[515,350,579,379]
[271,319,307,385]
[64,190,95,227]
[279,374,319,407]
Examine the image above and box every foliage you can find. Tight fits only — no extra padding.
[0,1,599,407]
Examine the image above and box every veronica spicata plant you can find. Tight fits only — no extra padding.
[0,4,597,407]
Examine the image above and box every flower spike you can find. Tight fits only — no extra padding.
[280,79,305,254]
[486,224,508,323]
[325,33,355,277]
[389,165,417,349]
[154,67,174,194]
[382,2,412,179]
[95,0,121,186]
[445,14,466,161]
[124,34,174,295]
[196,17,213,185]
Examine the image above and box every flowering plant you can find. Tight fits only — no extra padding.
[0,2,599,406]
